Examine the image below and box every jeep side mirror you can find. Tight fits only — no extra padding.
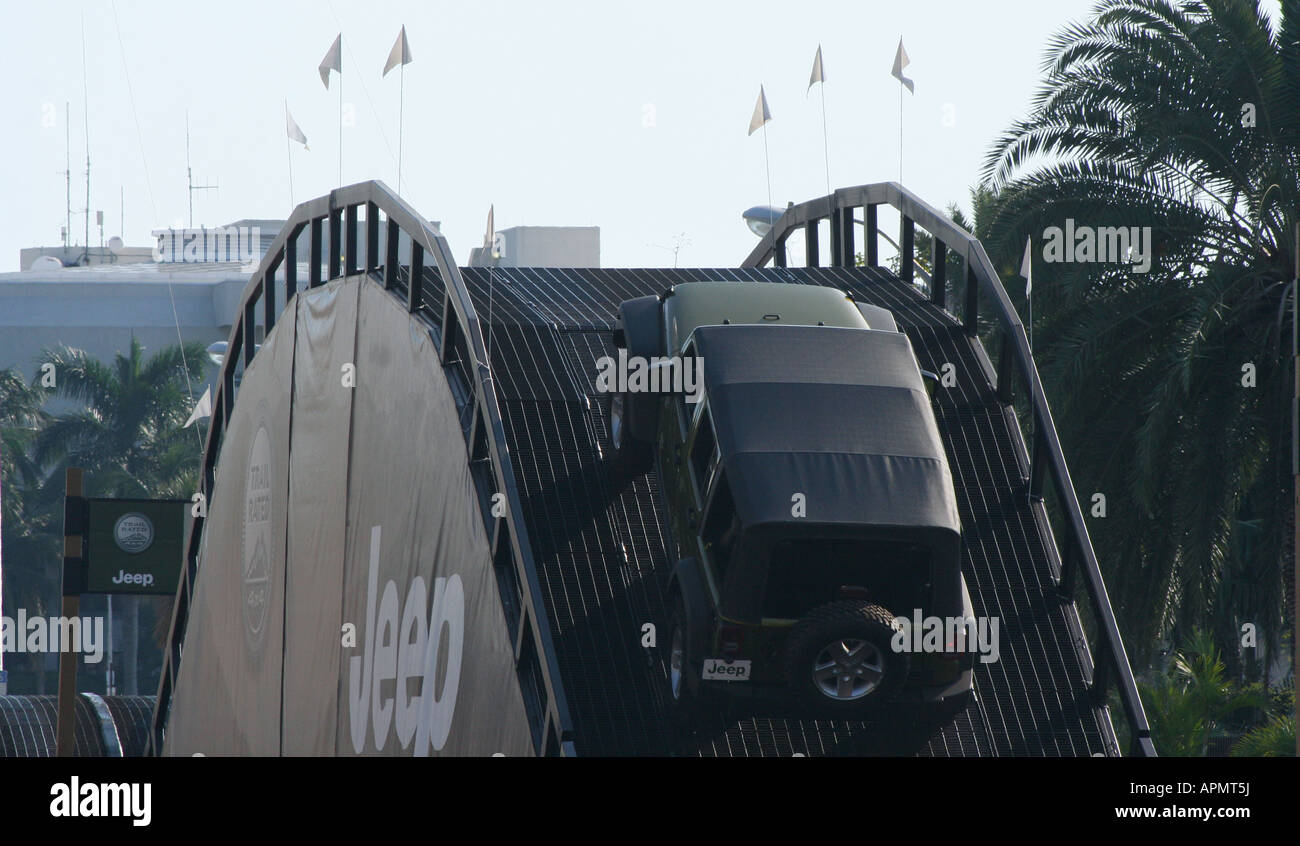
[612,327,626,348]
[920,369,939,399]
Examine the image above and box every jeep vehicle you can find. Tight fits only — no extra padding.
[607,281,974,721]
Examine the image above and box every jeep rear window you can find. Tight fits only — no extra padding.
[761,539,932,620]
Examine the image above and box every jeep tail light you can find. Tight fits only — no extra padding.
[837,585,870,600]
[719,626,743,657]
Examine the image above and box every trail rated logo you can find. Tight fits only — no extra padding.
[112,512,154,554]
[242,418,273,652]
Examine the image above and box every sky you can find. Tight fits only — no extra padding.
[0,0,1151,272]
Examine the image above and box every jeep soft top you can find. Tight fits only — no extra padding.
[692,323,958,535]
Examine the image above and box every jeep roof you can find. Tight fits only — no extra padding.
[691,323,960,537]
[664,280,868,353]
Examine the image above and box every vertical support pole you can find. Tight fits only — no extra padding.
[408,241,423,312]
[830,208,843,268]
[55,467,85,757]
[263,269,276,334]
[774,234,787,268]
[900,216,915,282]
[344,204,359,276]
[931,239,947,307]
[1059,542,1077,597]
[997,332,1016,404]
[244,298,257,365]
[385,218,400,290]
[366,202,380,274]
[1028,424,1047,501]
[964,260,978,336]
[328,207,342,280]
[805,222,819,267]
[841,206,855,267]
[309,218,322,288]
[865,204,878,268]
[285,235,298,302]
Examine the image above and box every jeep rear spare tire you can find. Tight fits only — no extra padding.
[785,601,910,716]
[607,390,653,478]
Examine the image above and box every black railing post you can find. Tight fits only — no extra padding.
[328,207,342,279]
[997,332,1016,404]
[244,299,257,365]
[964,260,978,336]
[900,216,915,282]
[774,234,787,267]
[1059,542,1077,597]
[408,241,423,313]
[830,208,843,268]
[805,221,819,267]
[865,205,878,267]
[263,268,276,334]
[931,239,947,307]
[384,218,399,290]
[841,206,855,266]
[1092,653,1112,706]
[366,202,380,274]
[285,236,297,302]
[309,218,322,288]
[344,204,359,276]
[1029,423,1046,501]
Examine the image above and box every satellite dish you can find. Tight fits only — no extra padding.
[31,255,64,270]
[108,236,125,254]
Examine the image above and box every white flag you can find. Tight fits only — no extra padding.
[383,25,413,76]
[1021,236,1033,297]
[891,38,915,94]
[285,102,309,150]
[183,386,212,428]
[484,205,501,258]
[808,45,825,93]
[748,86,772,136]
[319,34,342,89]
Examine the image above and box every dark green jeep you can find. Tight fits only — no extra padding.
[607,281,975,722]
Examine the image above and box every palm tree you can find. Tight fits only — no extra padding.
[0,369,58,692]
[35,338,210,694]
[980,0,1297,674]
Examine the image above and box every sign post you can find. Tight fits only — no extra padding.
[55,467,85,757]
[54,474,186,756]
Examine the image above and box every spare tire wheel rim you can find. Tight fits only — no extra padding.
[611,393,626,449]
[812,638,884,700]
[670,624,685,701]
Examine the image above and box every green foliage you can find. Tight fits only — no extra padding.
[981,0,1297,671]
[1140,630,1271,756]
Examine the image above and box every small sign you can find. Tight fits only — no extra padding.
[86,499,187,595]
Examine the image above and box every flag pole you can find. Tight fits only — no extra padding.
[338,69,344,186]
[287,128,294,208]
[397,61,405,195]
[819,81,831,197]
[899,83,904,184]
[761,121,773,217]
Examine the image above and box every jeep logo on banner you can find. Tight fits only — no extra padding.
[113,512,155,554]
[86,499,187,595]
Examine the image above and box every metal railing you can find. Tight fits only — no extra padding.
[744,182,1156,757]
[148,181,576,757]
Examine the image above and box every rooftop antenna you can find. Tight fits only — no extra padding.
[81,17,90,265]
[64,101,71,247]
[185,111,219,227]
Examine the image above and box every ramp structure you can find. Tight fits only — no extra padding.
[149,181,1155,757]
